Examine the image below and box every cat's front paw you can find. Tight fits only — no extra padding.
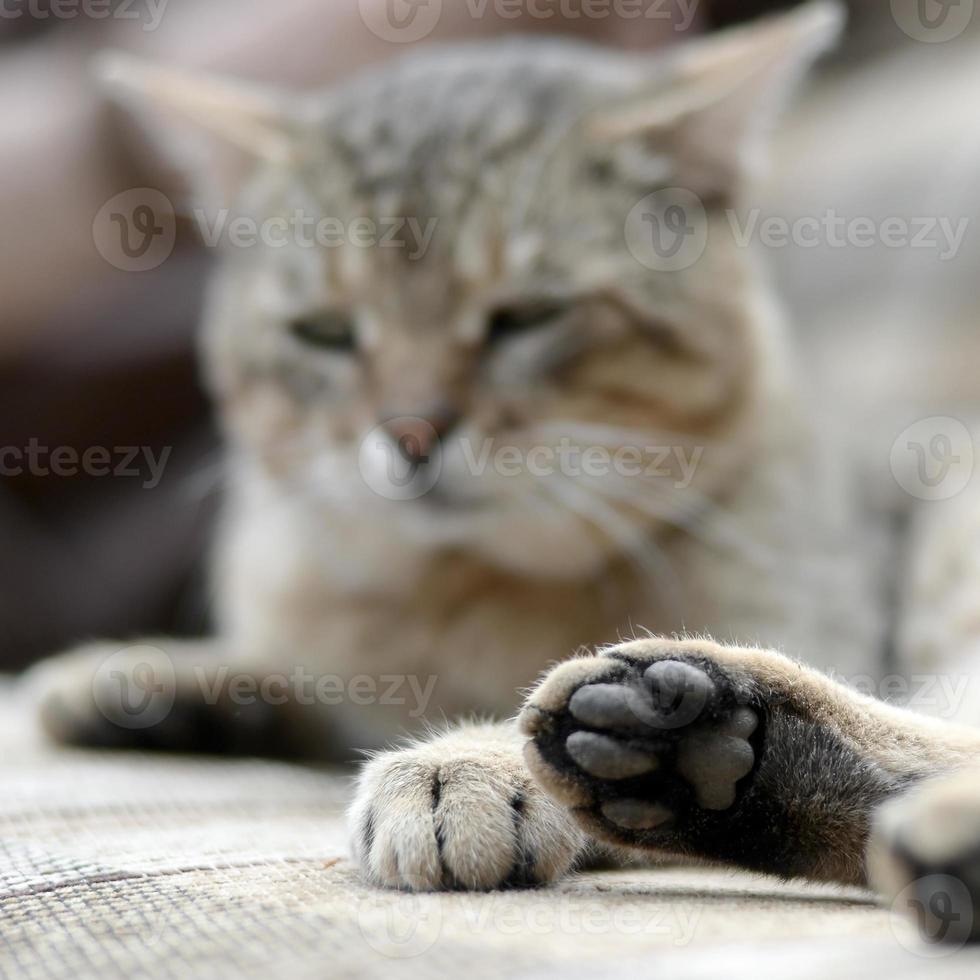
[519,642,758,849]
[349,723,586,892]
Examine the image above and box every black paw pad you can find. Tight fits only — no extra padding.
[524,655,760,842]
[566,732,659,779]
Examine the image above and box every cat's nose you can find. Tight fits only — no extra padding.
[382,406,460,465]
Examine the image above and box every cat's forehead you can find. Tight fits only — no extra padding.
[328,42,630,136]
[266,42,641,303]
[318,42,632,194]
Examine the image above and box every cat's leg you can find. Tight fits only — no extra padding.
[26,639,326,758]
[349,720,588,891]
[520,636,980,885]
[864,485,980,942]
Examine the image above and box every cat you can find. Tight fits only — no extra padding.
[26,1,980,937]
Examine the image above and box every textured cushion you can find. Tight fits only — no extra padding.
[1,682,976,979]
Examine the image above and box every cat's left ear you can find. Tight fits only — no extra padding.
[592,1,844,197]
[96,52,308,205]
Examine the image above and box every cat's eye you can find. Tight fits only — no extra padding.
[289,311,356,353]
[485,300,571,346]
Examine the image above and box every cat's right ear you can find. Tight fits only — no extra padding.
[589,1,844,199]
[96,52,307,207]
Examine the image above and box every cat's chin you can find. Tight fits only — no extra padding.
[375,491,615,581]
[472,539,610,581]
[464,516,615,581]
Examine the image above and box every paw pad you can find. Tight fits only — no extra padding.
[600,799,673,830]
[677,733,755,810]
[522,653,761,843]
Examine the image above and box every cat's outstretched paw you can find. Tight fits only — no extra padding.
[519,643,759,848]
[520,636,917,884]
[870,770,980,945]
[28,643,179,750]
[27,641,304,757]
[349,723,586,891]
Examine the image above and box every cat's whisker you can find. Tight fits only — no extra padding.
[581,474,776,574]
[536,473,680,612]
[588,475,843,596]
[532,420,735,456]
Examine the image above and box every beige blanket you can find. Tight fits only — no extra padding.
[0,683,975,979]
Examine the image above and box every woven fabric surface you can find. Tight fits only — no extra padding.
[0,681,977,979]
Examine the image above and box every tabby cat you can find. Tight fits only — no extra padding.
[29,2,980,935]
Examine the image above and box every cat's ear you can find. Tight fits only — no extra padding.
[591,1,844,197]
[96,52,307,206]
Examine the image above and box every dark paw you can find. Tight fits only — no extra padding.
[520,650,759,847]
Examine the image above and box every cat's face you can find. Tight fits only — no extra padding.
[187,13,837,579]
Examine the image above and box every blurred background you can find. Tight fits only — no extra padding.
[2,0,977,670]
